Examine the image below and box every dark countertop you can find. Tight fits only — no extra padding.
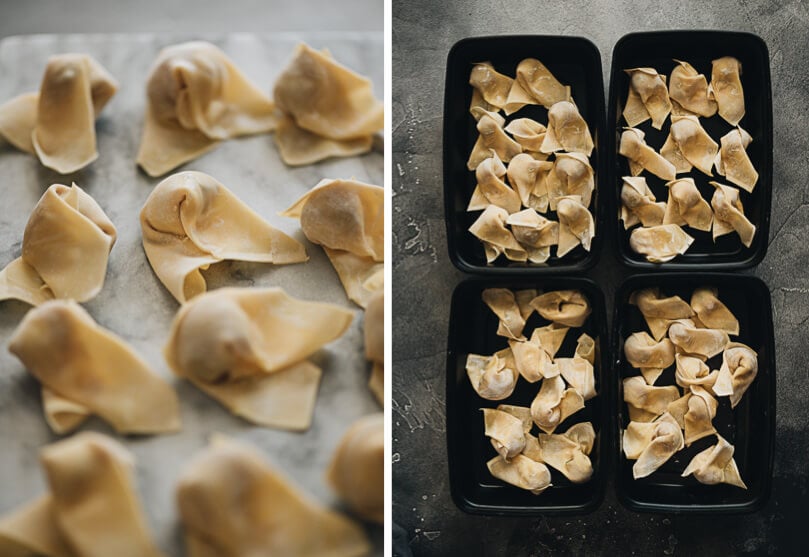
[392,1,809,554]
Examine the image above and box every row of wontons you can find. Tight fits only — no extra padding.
[0,41,383,174]
[0,173,384,430]
[467,288,598,494]
[619,58,758,262]
[465,60,596,264]
[0,427,381,557]
[622,287,758,488]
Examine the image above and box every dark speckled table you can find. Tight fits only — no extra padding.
[392,1,808,554]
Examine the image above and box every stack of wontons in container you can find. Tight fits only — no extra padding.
[621,286,758,488]
[465,288,598,494]
[465,60,596,264]
[619,58,758,262]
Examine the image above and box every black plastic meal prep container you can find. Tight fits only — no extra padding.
[607,31,773,270]
[446,277,609,515]
[443,35,607,275]
[612,273,775,513]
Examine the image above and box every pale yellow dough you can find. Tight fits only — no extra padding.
[138,41,276,176]
[466,350,518,401]
[365,290,384,405]
[282,178,383,308]
[327,414,384,524]
[0,183,116,306]
[0,433,166,557]
[0,54,117,173]
[623,412,684,479]
[141,171,306,303]
[275,43,383,140]
[682,434,747,488]
[164,287,353,431]
[9,300,180,435]
[177,435,370,557]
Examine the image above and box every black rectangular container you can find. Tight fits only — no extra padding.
[446,277,608,515]
[443,35,606,275]
[607,31,772,270]
[613,273,775,513]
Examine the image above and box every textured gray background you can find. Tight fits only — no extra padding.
[0,2,383,554]
[392,0,807,555]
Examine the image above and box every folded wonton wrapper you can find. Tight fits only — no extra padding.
[531,323,569,360]
[541,101,594,156]
[620,128,676,181]
[141,171,306,303]
[530,289,591,327]
[575,332,596,365]
[629,287,695,341]
[0,433,166,557]
[690,287,739,335]
[710,57,745,126]
[467,109,522,170]
[509,337,558,382]
[663,178,713,232]
[504,118,547,152]
[623,68,672,129]
[505,154,553,211]
[674,353,718,390]
[0,53,118,173]
[621,176,665,229]
[8,300,180,435]
[273,44,382,165]
[506,209,559,257]
[530,375,585,434]
[327,413,384,524]
[713,342,758,408]
[545,152,594,211]
[470,87,495,116]
[622,376,681,422]
[482,287,527,340]
[364,290,384,405]
[466,349,518,400]
[274,43,383,141]
[556,195,595,257]
[473,151,521,214]
[0,183,116,307]
[682,434,747,488]
[515,289,537,320]
[714,127,758,192]
[282,178,383,308]
[622,412,684,479]
[668,60,717,118]
[469,205,525,263]
[710,181,756,248]
[684,385,718,445]
[177,435,369,557]
[164,287,352,430]
[629,224,694,263]
[623,332,675,385]
[138,42,276,176]
[531,422,595,483]
[469,62,513,110]
[557,357,597,401]
[274,113,373,166]
[668,319,729,359]
[497,404,534,433]
[514,58,570,110]
[661,115,719,176]
[483,408,527,460]
[487,454,552,495]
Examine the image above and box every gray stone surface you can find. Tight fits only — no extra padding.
[392,0,808,555]
[0,32,382,555]
[0,0,383,37]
